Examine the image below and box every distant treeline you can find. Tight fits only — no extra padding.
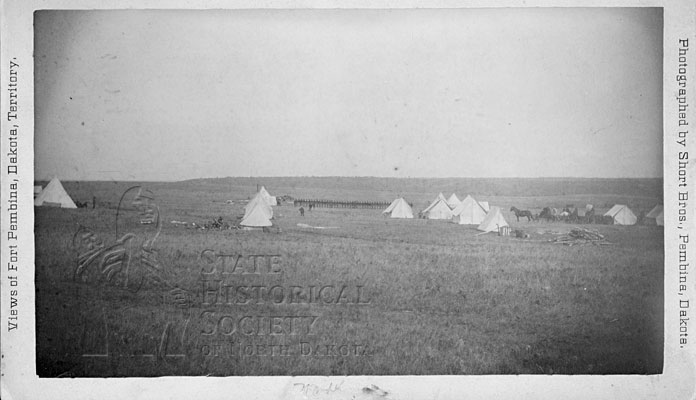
[294,199,392,209]
[169,177,664,199]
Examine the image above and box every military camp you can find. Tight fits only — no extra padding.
[29,7,665,383]
[34,176,664,377]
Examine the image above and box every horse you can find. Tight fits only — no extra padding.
[557,207,578,223]
[299,207,305,217]
[538,207,557,222]
[568,207,579,223]
[583,207,596,224]
[557,206,570,222]
[510,206,535,222]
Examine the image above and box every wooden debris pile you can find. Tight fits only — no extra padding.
[549,227,611,246]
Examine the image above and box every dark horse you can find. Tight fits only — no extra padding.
[561,207,579,223]
[510,206,535,222]
[538,207,557,222]
[584,207,595,224]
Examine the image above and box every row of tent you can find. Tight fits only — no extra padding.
[600,204,663,226]
[384,192,665,229]
[31,179,281,230]
[383,193,508,232]
[32,178,666,229]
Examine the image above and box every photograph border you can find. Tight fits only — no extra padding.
[2,0,695,399]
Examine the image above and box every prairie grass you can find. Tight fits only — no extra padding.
[35,178,663,376]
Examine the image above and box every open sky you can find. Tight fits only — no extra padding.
[34,8,663,181]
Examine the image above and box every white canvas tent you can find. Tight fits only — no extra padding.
[383,198,413,219]
[646,205,664,226]
[34,177,76,208]
[604,204,637,225]
[451,195,488,225]
[423,198,453,220]
[446,193,462,208]
[240,202,273,228]
[477,206,509,232]
[255,186,277,206]
[384,198,399,214]
[244,193,273,219]
[478,201,490,212]
[423,193,448,213]
[646,205,663,219]
[258,186,277,206]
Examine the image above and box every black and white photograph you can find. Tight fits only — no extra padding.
[1,1,694,399]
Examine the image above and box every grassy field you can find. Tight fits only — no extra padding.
[35,177,663,376]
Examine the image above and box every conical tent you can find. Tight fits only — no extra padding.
[452,195,488,225]
[392,199,414,219]
[258,186,277,206]
[240,202,273,227]
[383,198,413,219]
[447,193,462,208]
[477,206,509,232]
[34,177,76,208]
[656,210,664,226]
[424,199,453,220]
[383,198,399,214]
[244,193,273,219]
[478,201,490,212]
[603,204,637,225]
[423,193,448,213]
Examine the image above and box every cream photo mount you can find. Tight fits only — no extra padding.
[1,1,694,399]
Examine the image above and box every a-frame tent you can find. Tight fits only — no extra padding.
[646,205,664,226]
[645,204,664,218]
[424,198,453,220]
[477,206,509,232]
[383,198,413,219]
[34,177,77,208]
[478,201,490,212]
[452,195,488,225]
[446,193,462,209]
[423,193,448,213]
[646,205,663,219]
[656,209,664,226]
[604,204,637,225]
